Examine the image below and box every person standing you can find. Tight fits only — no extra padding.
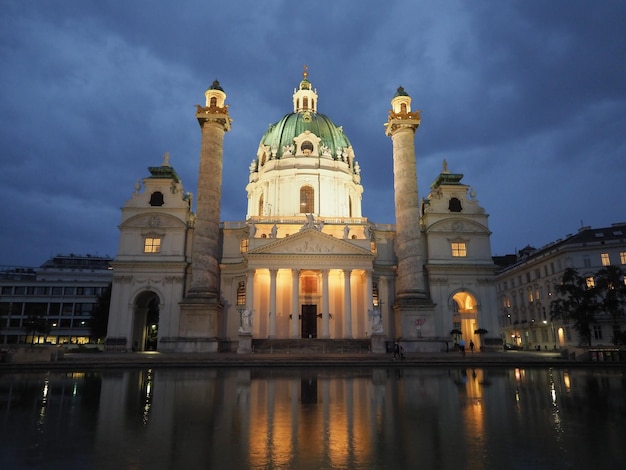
[459,338,466,357]
[469,340,475,353]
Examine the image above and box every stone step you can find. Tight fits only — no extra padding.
[252,338,371,353]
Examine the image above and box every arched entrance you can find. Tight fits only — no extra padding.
[133,291,160,351]
[451,291,481,350]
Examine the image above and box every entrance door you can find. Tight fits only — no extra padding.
[301,304,317,338]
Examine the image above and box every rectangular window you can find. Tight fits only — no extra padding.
[1,286,12,295]
[240,238,249,253]
[593,324,603,340]
[583,256,591,267]
[451,242,467,257]
[372,282,379,307]
[601,253,610,266]
[620,252,626,264]
[144,237,161,253]
[51,287,63,296]
[236,281,246,306]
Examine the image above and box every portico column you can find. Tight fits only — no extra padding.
[321,269,330,339]
[269,269,277,338]
[364,270,373,331]
[246,269,255,315]
[291,269,300,338]
[343,269,353,338]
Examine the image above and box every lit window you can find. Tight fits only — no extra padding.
[144,237,161,253]
[601,253,610,266]
[300,185,314,213]
[451,242,467,257]
[372,282,379,307]
[236,281,246,306]
[586,277,595,288]
[620,252,626,264]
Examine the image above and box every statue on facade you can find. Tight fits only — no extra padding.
[248,222,257,238]
[369,308,383,334]
[270,224,278,238]
[343,225,350,239]
[239,309,253,333]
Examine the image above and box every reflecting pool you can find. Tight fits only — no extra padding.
[1,366,625,469]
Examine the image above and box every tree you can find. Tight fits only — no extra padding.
[550,267,598,346]
[595,265,626,345]
[90,284,111,343]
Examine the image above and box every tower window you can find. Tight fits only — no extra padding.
[149,191,164,207]
[303,97,309,110]
[400,103,407,113]
[349,196,353,217]
[144,237,161,253]
[448,197,462,212]
[451,242,467,257]
[300,185,314,213]
[258,194,264,216]
[210,96,217,107]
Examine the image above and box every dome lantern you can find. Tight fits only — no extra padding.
[293,65,318,113]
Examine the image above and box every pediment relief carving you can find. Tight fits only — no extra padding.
[122,213,187,229]
[249,229,372,256]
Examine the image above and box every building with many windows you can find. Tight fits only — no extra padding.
[495,222,626,349]
[106,71,500,353]
[0,254,112,345]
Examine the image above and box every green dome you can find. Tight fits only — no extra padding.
[260,111,352,159]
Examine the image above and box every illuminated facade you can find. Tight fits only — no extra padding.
[106,71,500,352]
[495,222,626,349]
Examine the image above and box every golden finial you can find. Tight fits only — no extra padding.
[303,64,308,79]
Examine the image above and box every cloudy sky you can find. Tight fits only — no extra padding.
[1,0,625,267]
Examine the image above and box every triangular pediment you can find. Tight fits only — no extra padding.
[248,228,373,257]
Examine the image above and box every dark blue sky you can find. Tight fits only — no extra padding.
[1,1,625,267]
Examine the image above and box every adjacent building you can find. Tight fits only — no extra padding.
[495,222,626,349]
[0,254,112,345]
[106,71,501,353]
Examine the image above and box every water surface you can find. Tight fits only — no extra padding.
[1,366,624,469]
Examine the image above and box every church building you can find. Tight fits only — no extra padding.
[105,70,500,353]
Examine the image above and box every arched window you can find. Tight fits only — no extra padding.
[210,96,217,107]
[258,194,264,216]
[303,97,309,110]
[448,197,462,212]
[349,196,353,217]
[301,140,314,155]
[149,191,164,207]
[400,103,407,113]
[300,185,314,213]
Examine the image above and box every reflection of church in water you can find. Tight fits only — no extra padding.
[105,69,500,353]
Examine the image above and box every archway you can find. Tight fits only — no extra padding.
[133,291,160,351]
[451,291,481,350]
